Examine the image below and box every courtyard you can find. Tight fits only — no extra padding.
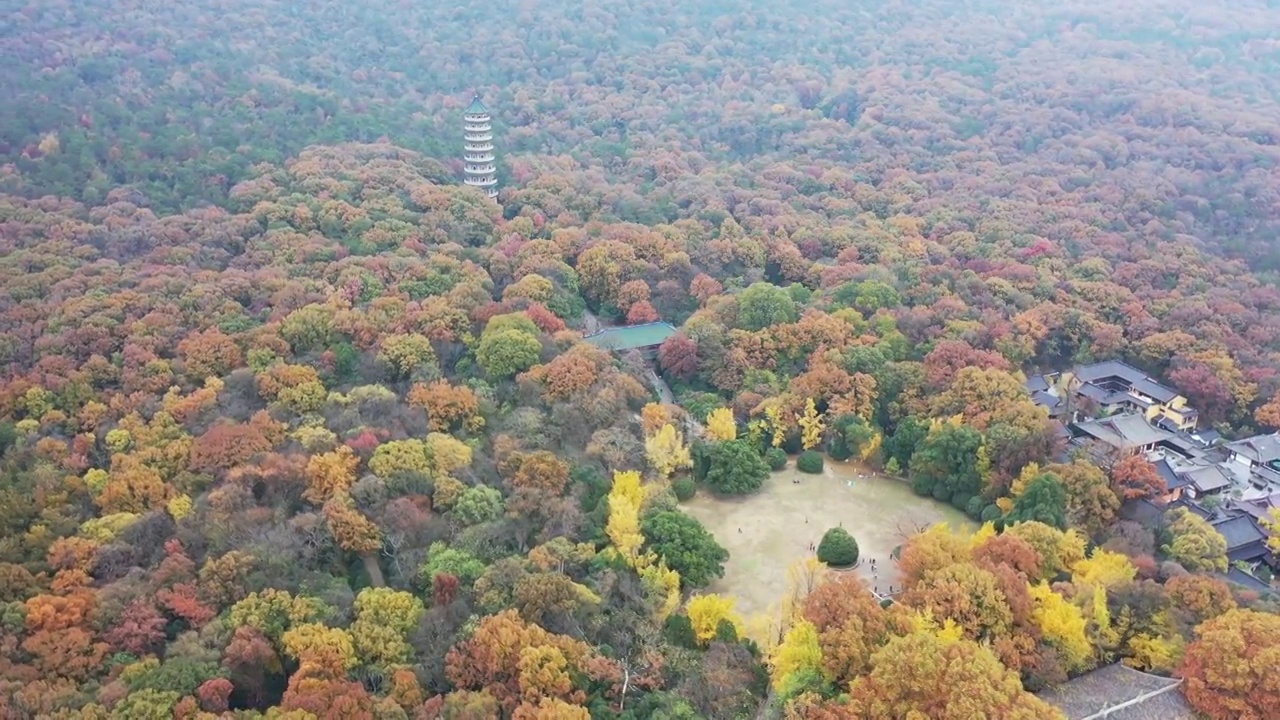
[682,458,972,618]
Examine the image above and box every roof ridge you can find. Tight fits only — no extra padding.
[1078,679,1184,720]
[591,320,674,331]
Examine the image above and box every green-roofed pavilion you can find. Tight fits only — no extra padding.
[584,322,677,352]
[466,96,488,115]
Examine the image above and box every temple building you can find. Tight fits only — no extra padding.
[463,96,498,199]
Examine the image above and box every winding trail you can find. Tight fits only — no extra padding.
[646,367,704,439]
[583,306,701,436]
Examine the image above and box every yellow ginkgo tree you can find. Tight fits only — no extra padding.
[769,618,823,692]
[687,593,745,646]
[705,407,737,442]
[1028,582,1093,672]
[606,472,646,564]
[645,423,692,478]
[603,470,684,619]
[764,404,788,448]
[797,398,825,450]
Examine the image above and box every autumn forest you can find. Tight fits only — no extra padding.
[2,0,1280,718]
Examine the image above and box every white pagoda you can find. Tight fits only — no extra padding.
[463,96,498,199]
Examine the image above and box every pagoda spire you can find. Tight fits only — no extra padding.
[462,95,498,199]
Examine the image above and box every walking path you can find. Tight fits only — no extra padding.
[582,308,603,335]
[645,367,705,439]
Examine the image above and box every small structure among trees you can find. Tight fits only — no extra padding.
[583,321,677,357]
[1035,662,1194,719]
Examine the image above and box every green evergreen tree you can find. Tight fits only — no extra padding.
[703,440,769,495]
[817,527,859,567]
[1006,473,1068,529]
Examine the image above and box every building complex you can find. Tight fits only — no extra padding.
[1028,360,1278,586]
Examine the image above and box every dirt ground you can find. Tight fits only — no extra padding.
[682,458,972,619]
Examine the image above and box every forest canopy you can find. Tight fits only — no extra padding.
[1,0,1280,717]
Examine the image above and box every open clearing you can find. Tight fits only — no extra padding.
[683,459,972,619]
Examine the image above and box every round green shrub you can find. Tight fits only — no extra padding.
[796,450,824,474]
[980,504,1003,522]
[817,527,859,567]
[965,495,986,519]
[764,447,788,471]
[672,477,697,502]
[819,527,860,566]
[950,492,972,512]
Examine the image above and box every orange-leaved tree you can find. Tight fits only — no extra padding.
[844,627,1065,719]
[1108,455,1165,502]
[444,609,596,714]
[1180,609,1280,720]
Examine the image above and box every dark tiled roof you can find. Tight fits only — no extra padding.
[1224,568,1274,593]
[1026,375,1050,393]
[1166,428,1206,446]
[1077,382,1112,403]
[1130,377,1179,404]
[1083,687,1196,720]
[1184,465,1231,493]
[1191,429,1222,446]
[1239,493,1280,522]
[1210,515,1266,550]
[1212,514,1270,563]
[1119,498,1168,525]
[1225,433,1280,465]
[1069,437,1116,469]
[1037,664,1193,720]
[1228,544,1269,563]
[1175,497,1213,519]
[1074,361,1181,403]
[1154,459,1188,490]
[1033,390,1063,413]
[1075,360,1146,384]
[465,96,488,114]
[1074,414,1173,450]
[1248,463,1280,488]
[1159,435,1203,460]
